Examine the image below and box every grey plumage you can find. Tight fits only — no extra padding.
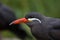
[25,12,60,40]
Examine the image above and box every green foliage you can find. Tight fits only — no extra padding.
[21,24,36,40]
[2,30,16,38]
[1,0,60,17]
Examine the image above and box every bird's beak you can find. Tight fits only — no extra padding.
[9,18,32,25]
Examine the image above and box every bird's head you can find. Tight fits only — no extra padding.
[9,12,45,26]
[25,12,44,20]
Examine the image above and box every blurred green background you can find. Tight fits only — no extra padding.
[0,0,60,40]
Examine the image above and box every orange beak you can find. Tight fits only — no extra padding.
[9,18,28,25]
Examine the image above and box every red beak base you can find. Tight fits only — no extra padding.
[9,18,28,25]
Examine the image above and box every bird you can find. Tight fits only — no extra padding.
[10,12,60,40]
[0,3,27,40]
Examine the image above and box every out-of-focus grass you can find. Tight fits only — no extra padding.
[21,24,36,40]
[2,31,16,38]
[2,24,36,40]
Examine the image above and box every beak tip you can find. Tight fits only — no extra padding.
[9,22,13,25]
